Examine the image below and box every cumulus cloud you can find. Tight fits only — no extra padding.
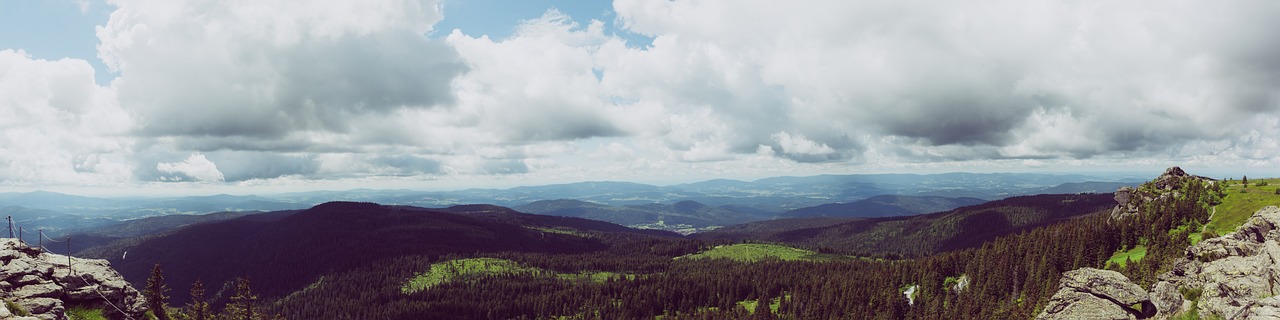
[0,50,133,187]
[98,0,465,144]
[156,153,224,182]
[7,0,1280,191]
[612,0,1280,163]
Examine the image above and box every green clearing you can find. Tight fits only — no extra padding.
[66,306,107,320]
[737,296,783,315]
[676,243,858,262]
[527,226,587,237]
[1106,245,1147,268]
[1207,178,1280,236]
[401,258,632,294]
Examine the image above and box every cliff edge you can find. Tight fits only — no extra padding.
[0,238,147,320]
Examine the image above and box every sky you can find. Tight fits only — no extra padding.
[0,0,1278,195]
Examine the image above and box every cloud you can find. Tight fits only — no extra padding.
[156,153,224,182]
[609,0,1280,165]
[444,10,626,143]
[98,0,465,144]
[0,50,133,187]
[7,0,1280,191]
[770,131,839,163]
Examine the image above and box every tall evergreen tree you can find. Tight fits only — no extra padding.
[144,264,171,320]
[226,277,258,320]
[186,279,210,320]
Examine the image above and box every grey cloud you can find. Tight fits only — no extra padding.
[369,155,443,175]
[203,152,320,182]
[481,160,529,175]
[122,32,467,141]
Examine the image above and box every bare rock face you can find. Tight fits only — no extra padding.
[0,238,147,320]
[1036,268,1154,320]
[1148,206,1280,319]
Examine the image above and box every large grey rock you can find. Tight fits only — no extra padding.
[1148,206,1280,319]
[1149,282,1183,315]
[1038,290,1135,320]
[0,238,147,320]
[1036,268,1152,320]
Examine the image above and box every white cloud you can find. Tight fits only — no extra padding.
[97,0,464,143]
[156,153,225,182]
[0,50,134,187]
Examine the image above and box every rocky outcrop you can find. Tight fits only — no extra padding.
[0,238,147,320]
[1148,206,1280,319]
[1110,166,1214,220]
[1037,268,1154,320]
[1043,206,1280,320]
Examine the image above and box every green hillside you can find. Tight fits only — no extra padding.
[1207,178,1280,235]
[677,243,857,262]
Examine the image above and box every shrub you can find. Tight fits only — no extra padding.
[1258,181,1270,187]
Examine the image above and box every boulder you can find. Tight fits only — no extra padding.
[0,238,148,320]
[1148,206,1280,319]
[1036,268,1153,320]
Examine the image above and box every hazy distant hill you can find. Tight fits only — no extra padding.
[64,211,263,253]
[515,199,773,228]
[699,193,1116,257]
[90,202,678,305]
[783,195,987,218]
[0,206,117,238]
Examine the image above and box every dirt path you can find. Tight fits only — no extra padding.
[1202,206,1216,233]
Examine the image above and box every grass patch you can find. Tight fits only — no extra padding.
[527,227,587,237]
[401,258,633,294]
[4,300,29,316]
[66,306,107,320]
[1208,178,1280,236]
[676,243,858,262]
[1107,245,1148,268]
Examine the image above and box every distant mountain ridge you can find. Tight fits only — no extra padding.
[515,199,772,231]
[783,195,988,218]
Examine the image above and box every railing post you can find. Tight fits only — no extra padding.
[38,229,43,250]
[6,215,11,238]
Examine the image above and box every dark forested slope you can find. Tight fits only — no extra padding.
[699,193,1116,257]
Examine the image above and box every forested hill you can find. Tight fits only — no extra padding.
[698,193,1117,257]
[89,201,680,306]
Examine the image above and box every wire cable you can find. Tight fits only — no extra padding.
[40,232,66,243]
[69,257,137,320]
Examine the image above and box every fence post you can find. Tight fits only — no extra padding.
[67,237,73,274]
[18,227,23,244]
[38,229,43,251]
[6,215,11,238]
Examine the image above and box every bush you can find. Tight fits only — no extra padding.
[1258,181,1270,187]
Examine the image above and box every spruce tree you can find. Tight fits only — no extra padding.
[144,264,171,320]
[226,277,258,320]
[187,279,210,320]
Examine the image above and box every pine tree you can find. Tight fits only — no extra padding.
[225,277,258,320]
[144,264,172,320]
[186,279,210,320]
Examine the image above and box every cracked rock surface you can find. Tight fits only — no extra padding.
[1,238,147,320]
